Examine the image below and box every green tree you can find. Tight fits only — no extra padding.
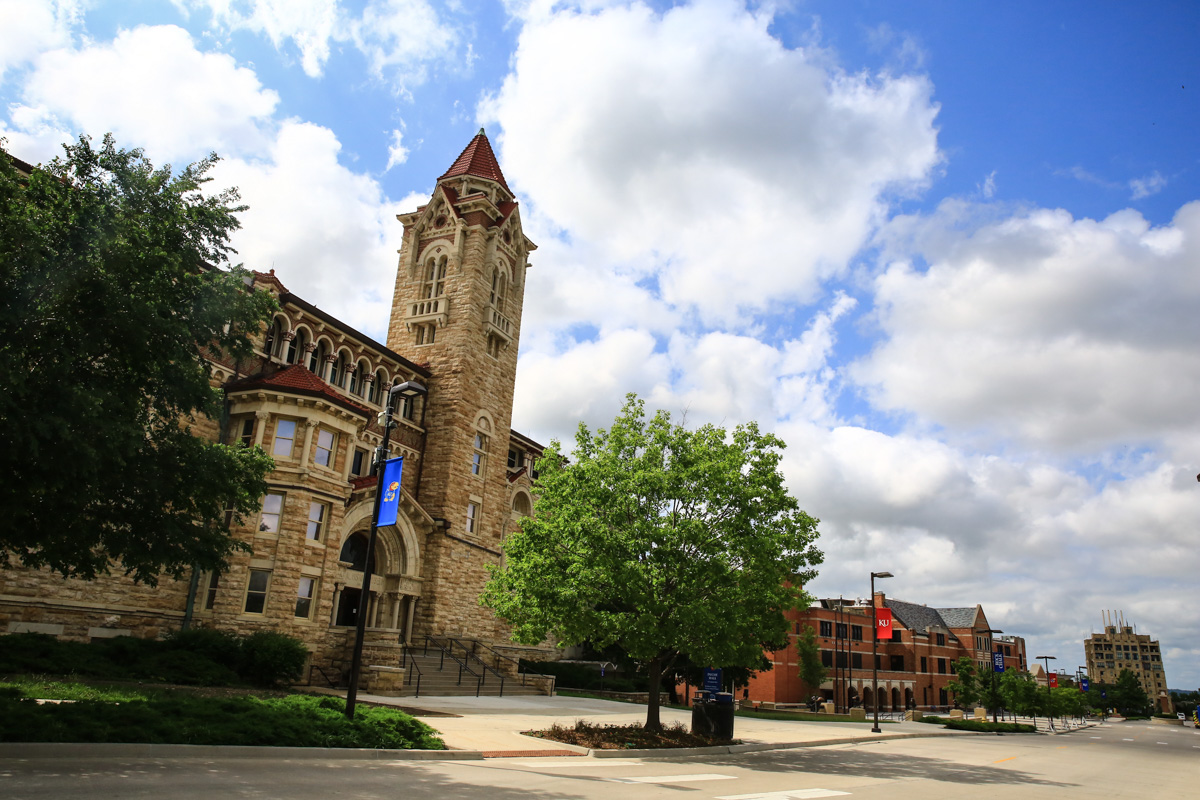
[0,136,276,583]
[979,662,1006,723]
[1111,669,1152,716]
[481,394,823,730]
[947,657,980,710]
[797,624,827,693]
[999,668,1041,722]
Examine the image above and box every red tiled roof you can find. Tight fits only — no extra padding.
[350,475,377,491]
[438,128,510,193]
[225,364,372,418]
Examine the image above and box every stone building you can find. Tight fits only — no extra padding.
[745,593,1026,712]
[1084,610,1173,713]
[0,130,549,689]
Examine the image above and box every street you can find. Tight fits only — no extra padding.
[2,721,1196,799]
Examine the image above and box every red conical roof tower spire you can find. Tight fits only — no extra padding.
[438,127,510,193]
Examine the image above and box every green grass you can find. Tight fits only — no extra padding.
[0,680,446,749]
[735,708,894,723]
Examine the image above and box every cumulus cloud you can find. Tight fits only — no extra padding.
[9,24,278,164]
[482,0,941,324]
[1130,170,1167,200]
[213,121,401,340]
[385,125,409,170]
[183,0,340,78]
[855,201,1200,453]
[0,0,81,81]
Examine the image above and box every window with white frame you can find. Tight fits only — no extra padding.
[244,570,271,614]
[470,432,488,477]
[260,493,284,533]
[314,429,335,468]
[306,501,329,541]
[466,502,478,534]
[238,417,254,447]
[350,448,369,477]
[295,577,316,619]
[272,419,296,457]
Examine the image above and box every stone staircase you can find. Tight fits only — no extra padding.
[396,638,555,698]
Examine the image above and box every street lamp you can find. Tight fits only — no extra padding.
[345,380,428,719]
[870,571,893,734]
[980,628,1003,723]
[1036,654,1057,730]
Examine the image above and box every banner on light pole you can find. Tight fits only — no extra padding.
[992,651,1005,673]
[875,607,893,641]
[376,457,404,527]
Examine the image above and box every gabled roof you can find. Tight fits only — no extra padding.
[438,128,510,193]
[885,598,960,644]
[937,607,980,629]
[225,364,372,418]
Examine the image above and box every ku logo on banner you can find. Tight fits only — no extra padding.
[875,607,893,640]
[376,457,404,527]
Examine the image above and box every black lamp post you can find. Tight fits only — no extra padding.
[345,380,427,719]
[1036,654,1057,729]
[980,628,1002,724]
[870,571,893,733]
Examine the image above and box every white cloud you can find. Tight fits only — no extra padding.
[11,24,278,164]
[855,201,1200,453]
[1130,170,1166,200]
[0,0,81,82]
[482,0,941,324]
[184,0,340,78]
[213,121,400,340]
[385,125,409,170]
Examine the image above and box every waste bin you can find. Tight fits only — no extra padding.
[691,692,736,740]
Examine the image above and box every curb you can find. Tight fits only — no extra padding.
[0,743,484,761]
[587,730,960,758]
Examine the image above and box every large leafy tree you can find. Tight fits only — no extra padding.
[0,136,276,583]
[947,657,980,709]
[796,624,827,695]
[1110,668,1152,716]
[482,394,823,730]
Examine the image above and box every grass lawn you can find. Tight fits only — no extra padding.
[554,690,893,724]
[0,678,445,749]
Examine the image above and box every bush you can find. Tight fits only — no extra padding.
[917,716,1035,733]
[238,631,308,688]
[521,660,649,693]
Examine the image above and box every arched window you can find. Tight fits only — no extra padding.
[512,493,532,517]
[369,369,386,404]
[310,341,328,376]
[422,256,447,299]
[349,362,364,396]
[339,532,375,573]
[287,329,308,364]
[264,318,284,359]
[330,353,348,388]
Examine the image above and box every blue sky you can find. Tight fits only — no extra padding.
[3,0,1198,692]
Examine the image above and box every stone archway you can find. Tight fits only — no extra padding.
[333,500,425,642]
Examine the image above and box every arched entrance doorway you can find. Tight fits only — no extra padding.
[334,532,377,628]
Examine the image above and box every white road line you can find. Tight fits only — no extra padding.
[615,773,737,784]
[1157,742,1168,745]
[1090,736,1102,739]
[717,791,851,800]
[1122,738,1134,741]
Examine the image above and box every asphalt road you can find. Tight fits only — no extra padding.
[2,722,1196,799]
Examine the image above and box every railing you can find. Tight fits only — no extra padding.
[409,297,447,319]
[402,648,423,698]
[468,639,556,693]
[423,636,485,696]
[445,637,506,697]
[487,307,512,337]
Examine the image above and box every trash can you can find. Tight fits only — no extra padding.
[691,692,736,740]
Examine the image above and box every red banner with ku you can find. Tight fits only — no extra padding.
[875,607,893,640]
[1048,673,1058,688]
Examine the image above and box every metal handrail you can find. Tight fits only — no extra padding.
[468,639,556,691]
[402,648,423,697]
[423,635,484,695]
[447,637,506,697]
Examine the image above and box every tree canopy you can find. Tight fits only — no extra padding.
[481,394,823,729]
[0,135,276,583]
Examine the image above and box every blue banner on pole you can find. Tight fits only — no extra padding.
[1080,678,1090,692]
[376,457,404,527]
[992,651,1005,673]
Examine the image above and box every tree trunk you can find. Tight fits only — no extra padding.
[644,655,663,732]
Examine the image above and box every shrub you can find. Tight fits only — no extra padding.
[917,716,1035,733]
[238,631,309,688]
[521,660,649,692]
[163,627,242,666]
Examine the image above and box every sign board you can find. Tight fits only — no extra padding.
[1048,673,1058,689]
[992,651,1005,673]
[376,457,404,527]
[1080,677,1089,692]
[875,607,893,641]
[702,667,722,697]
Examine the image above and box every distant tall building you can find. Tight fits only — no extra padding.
[1084,611,1173,713]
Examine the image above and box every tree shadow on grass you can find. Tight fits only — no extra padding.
[685,745,1077,789]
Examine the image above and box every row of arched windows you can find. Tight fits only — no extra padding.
[261,316,410,407]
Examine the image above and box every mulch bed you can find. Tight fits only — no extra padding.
[525,720,737,750]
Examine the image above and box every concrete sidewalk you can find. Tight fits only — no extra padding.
[347,691,963,756]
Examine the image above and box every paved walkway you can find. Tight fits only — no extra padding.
[341,691,965,755]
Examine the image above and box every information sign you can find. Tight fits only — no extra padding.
[702,667,722,697]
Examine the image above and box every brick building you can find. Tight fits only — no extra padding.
[746,593,1026,712]
[0,130,552,686]
[1084,611,1173,714]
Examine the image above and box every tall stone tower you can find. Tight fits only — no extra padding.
[386,129,535,641]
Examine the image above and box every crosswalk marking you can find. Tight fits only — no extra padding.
[716,790,851,800]
[615,773,737,784]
